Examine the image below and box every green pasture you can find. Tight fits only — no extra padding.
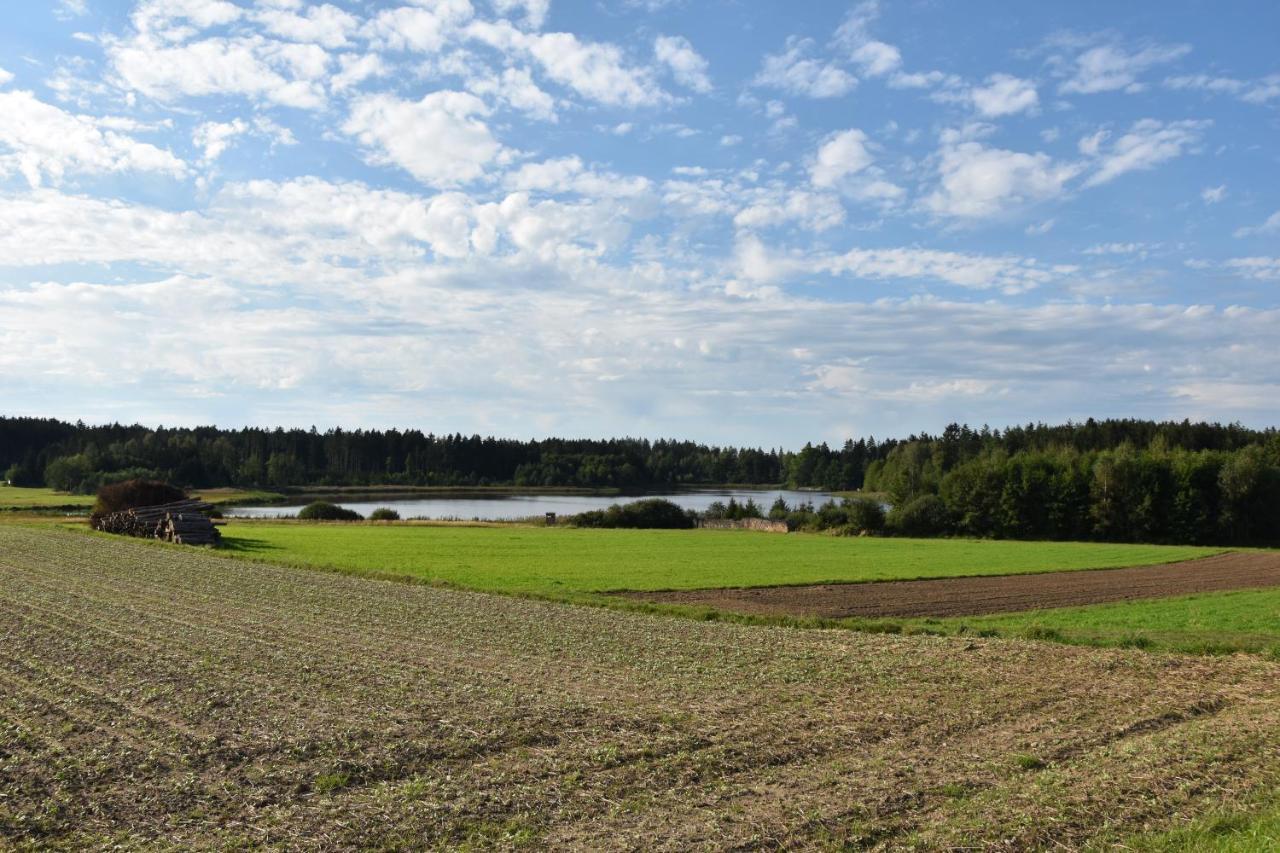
[218,522,1218,596]
[0,485,93,510]
[900,586,1280,657]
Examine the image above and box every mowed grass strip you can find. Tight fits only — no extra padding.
[903,585,1280,658]
[217,522,1218,596]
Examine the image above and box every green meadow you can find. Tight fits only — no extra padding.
[218,522,1217,596]
[902,585,1280,657]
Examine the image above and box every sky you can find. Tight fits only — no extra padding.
[0,0,1278,449]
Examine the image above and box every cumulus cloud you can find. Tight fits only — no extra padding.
[925,134,1081,220]
[1081,119,1208,187]
[192,119,247,162]
[0,90,186,187]
[754,38,856,98]
[970,74,1038,116]
[1057,41,1190,94]
[809,129,873,188]
[361,1,474,53]
[467,21,670,106]
[1201,184,1227,204]
[0,67,12,87]
[343,91,508,187]
[108,34,330,109]
[654,35,711,93]
[255,3,359,49]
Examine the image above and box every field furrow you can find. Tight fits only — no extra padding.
[2,525,1278,849]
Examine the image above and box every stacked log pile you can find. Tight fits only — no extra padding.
[92,500,222,547]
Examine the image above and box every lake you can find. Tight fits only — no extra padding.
[224,488,839,521]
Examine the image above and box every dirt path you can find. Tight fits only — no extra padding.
[627,551,1280,619]
[2,526,1280,849]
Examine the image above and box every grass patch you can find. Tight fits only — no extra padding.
[1121,788,1280,850]
[191,487,285,506]
[904,587,1280,656]
[215,522,1217,597]
[0,485,93,511]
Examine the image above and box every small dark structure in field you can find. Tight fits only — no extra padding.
[92,499,222,547]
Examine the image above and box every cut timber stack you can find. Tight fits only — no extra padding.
[92,500,222,547]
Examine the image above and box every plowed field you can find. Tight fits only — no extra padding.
[630,552,1280,619]
[2,526,1279,849]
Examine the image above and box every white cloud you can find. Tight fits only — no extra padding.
[823,246,1061,293]
[343,90,507,187]
[55,0,89,19]
[1234,210,1280,238]
[192,118,247,162]
[970,74,1038,117]
[0,67,12,87]
[754,38,856,98]
[1082,119,1208,187]
[833,1,900,77]
[492,0,551,29]
[469,66,557,121]
[0,90,186,187]
[720,134,742,147]
[108,34,329,109]
[255,4,358,49]
[809,129,873,188]
[362,1,474,53]
[850,41,901,77]
[1224,257,1280,280]
[466,22,669,106]
[1165,73,1280,104]
[1201,184,1227,204]
[129,0,244,41]
[331,52,388,92]
[1025,219,1054,236]
[925,138,1080,220]
[1058,42,1190,94]
[654,35,711,93]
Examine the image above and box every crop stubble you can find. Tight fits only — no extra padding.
[1,526,1278,850]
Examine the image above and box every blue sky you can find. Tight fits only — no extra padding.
[0,0,1277,447]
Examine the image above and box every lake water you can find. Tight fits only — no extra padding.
[224,488,839,521]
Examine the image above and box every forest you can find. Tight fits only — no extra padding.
[2,416,1278,545]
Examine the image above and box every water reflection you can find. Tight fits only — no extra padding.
[225,489,839,521]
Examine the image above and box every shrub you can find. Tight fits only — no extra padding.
[369,507,401,521]
[843,497,887,533]
[887,494,952,537]
[92,479,187,517]
[573,498,695,529]
[297,501,363,521]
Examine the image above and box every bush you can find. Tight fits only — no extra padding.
[369,507,401,521]
[573,498,695,529]
[92,479,187,517]
[887,494,952,537]
[843,497,887,534]
[297,501,363,521]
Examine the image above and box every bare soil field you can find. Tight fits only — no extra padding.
[2,525,1279,849]
[629,551,1280,619]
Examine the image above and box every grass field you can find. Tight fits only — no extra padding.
[901,586,1280,657]
[2,524,1279,848]
[0,485,282,511]
[0,484,93,510]
[218,522,1218,596]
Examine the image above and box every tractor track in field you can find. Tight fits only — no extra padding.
[2,525,1280,849]
[625,551,1280,619]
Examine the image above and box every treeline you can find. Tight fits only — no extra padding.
[0,416,899,492]
[1,416,1278,544]
[864,434,1280,546]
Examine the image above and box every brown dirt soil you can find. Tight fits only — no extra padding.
[2,525,1280,850]
[627,551,1280,619]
